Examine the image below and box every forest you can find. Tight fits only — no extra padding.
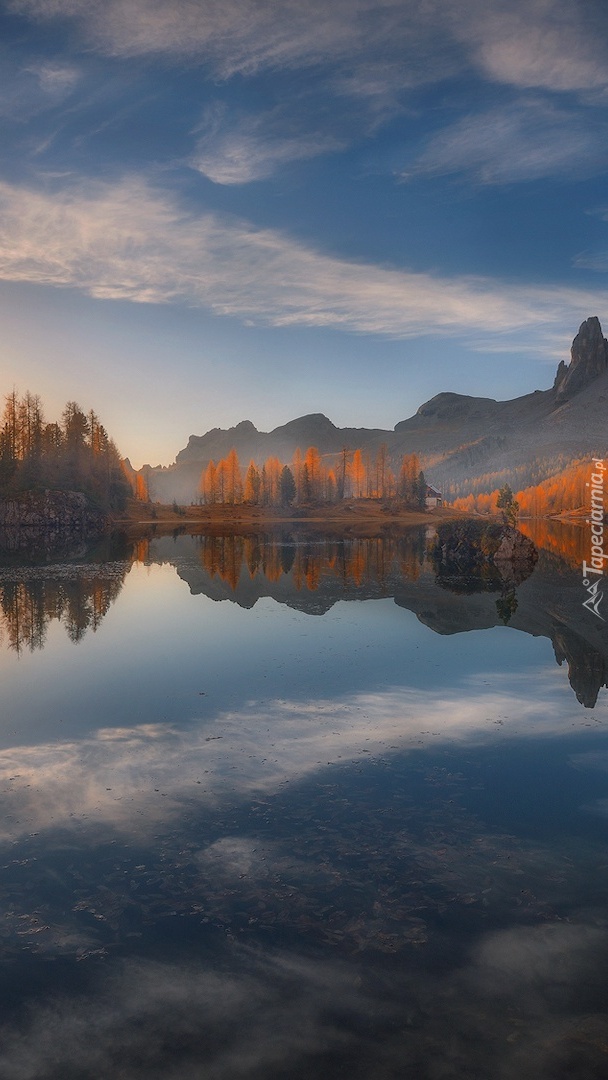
[0,390,130,511]
[451,459,590,518]
[132,446,430,509]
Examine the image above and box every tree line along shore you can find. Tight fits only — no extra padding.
[124,445,433,511]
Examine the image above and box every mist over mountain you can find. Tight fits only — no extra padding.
[143,317,608,504]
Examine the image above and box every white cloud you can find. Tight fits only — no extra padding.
[192,105,345,185]
[456,0,608,93]
[0,175,605,347]
[406,98,608,184]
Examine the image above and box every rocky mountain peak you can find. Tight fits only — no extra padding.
[553,316,608,402]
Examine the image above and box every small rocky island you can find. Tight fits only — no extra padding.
[432,519,539,593]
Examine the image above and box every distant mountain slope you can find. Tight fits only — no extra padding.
[143,316,608,504]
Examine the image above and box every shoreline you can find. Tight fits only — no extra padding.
[110,502,468,537]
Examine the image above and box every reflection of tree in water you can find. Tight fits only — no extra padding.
[495,587,518,625]
[0,570,128,654]
[192,530,428,593]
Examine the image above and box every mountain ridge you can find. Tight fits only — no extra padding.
[143,317,608,504]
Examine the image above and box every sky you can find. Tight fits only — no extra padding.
[2,1,608,466]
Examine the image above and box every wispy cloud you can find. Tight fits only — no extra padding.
[573,250,608,272]
[27,60,80,97]
[572,207,608,272]
[9,0,414,78]
[0,175,605,347]
[405,98,608,184]
[192,104,345,185]
[11,0,608,100]
[0,56,80,121]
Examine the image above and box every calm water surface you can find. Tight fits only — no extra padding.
[0,524,607,1079]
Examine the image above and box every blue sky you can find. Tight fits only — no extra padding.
[2,0,608,466]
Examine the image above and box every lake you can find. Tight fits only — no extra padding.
[0,522,607,1079]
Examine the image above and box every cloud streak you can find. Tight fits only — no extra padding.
[192,105,346,184]
[0,175,605,349]
[406,98,608,184]
[10,0,417,78]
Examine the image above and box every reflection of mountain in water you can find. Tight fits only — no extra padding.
[0,564,130,653]
[144,527,608,709]
[3,523,607,707]
[147,530,428,615]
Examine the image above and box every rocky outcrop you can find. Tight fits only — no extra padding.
[0,491,106,534]
[493,527,540,584]
[553,316,608,402]
[432,521,538,592]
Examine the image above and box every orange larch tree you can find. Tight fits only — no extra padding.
[349,449,366,498]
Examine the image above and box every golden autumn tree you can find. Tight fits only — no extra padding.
[261,456,282,505]
[216,458,228,503]
[303,446,323,503]
[224,448,243,505]
[350,449,366,498]
[135,472,148,501]
[243,460,261,504]
[202,460,218,504]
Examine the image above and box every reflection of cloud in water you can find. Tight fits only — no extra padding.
[0,669,592,844]
[0,673,606,1076]
[0,925,607,1079]
[469,923,608,1000]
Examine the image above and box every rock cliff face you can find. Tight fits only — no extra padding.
[0,491,105,534]
[553,316,608,402]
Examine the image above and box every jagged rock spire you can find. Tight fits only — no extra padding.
[554,316,608,402]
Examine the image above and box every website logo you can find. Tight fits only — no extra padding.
[582,459,606,620]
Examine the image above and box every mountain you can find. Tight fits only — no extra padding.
[142,316,608,503]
